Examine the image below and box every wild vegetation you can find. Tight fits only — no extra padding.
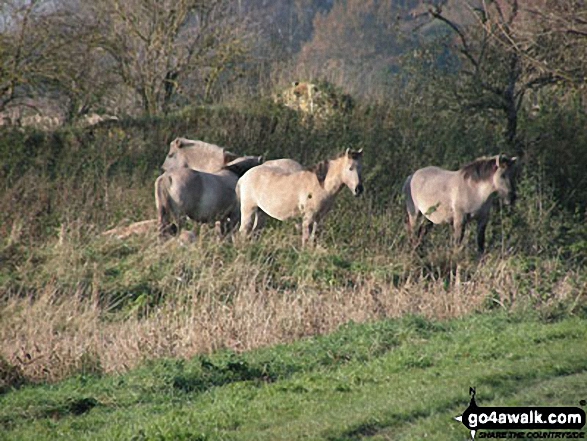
[1,94,586,385]
[1,313,586,440]
[0,0,586,439]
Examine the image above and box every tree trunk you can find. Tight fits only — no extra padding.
[504,53,520,149]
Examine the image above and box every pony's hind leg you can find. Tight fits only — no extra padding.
[159,222,177,237]
[404,174,422,246]
[156,207,178,238]
[417,220,432,244]
[217,207,240,239]
[406,209,428,248]
[252,210,267,233]
[239,203,257,239]
[155,175,179,239]
[406,209,417,239]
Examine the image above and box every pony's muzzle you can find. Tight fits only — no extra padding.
[354,184,364,197]
[504,192,517,206]
[510,192,517,205]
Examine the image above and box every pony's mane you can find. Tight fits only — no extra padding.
[307,151,362,186]
[222,156,261,177]
[460,156,497,182]
[174,137,195,146]
[174,138,239,163]
[306,152,346,186]
[308,160,330,186]
[176,138,222,154]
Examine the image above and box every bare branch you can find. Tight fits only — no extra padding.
[429,5,479,70]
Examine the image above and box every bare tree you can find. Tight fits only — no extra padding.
[428,0,587,148]
[0,0,118,123]
[86,0,252,116]
[0,0,47,116]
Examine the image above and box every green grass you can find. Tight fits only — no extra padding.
[1,312,586,440]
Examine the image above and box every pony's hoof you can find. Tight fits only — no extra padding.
[178,230,197,245]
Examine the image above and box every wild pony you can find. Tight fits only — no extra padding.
[161,137,300,174]
[403,154,519,252]
[155,156,262,238]
[162,137,240,172]
[235,158,304,232]
[261,158,304,173]
[237,149,364,246]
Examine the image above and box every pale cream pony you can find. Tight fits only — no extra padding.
[237,149,364,246]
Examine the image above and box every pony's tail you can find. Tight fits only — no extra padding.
[403,174,416,218]
[155,174,176,236]
[232,180,243,230]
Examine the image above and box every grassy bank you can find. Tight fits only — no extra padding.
[1,312,586,440]
[1,218,585,384]
[0,100,586,386]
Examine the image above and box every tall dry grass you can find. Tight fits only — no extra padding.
[1,96,587,387]
[1,219,585,385]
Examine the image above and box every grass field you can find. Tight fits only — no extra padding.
[1,312,586,440]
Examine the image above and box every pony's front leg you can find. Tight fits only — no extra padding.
[453,215,467,248]
[476,219,488,253]
[301,218,315,247]
[308,221,319,246]
[214,219,232,239]
[475,205,492,253]
[222,207,240,238]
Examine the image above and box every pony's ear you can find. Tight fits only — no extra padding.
[347,148,363,159]
[314,161,329,185]
[498,154,509,168]
[258,155,264,164]
[498,154,517,168]
[175,138,192,149]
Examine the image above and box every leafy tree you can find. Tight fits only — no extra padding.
[0,0,133,122]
